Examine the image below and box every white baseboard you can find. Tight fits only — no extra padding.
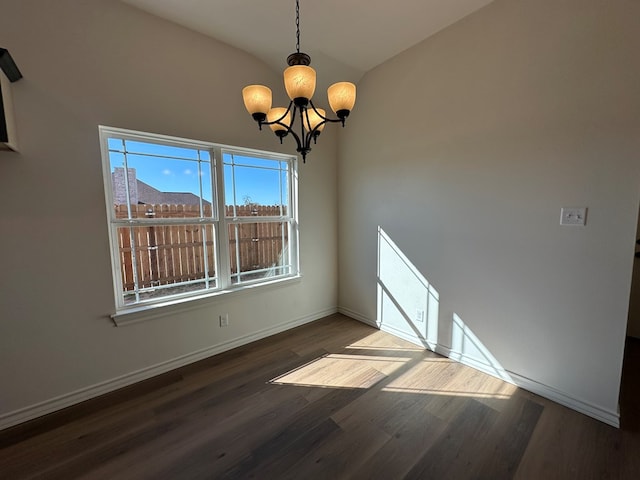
[0,307,337,431]
[434,344,514,383]
[337,306,378,328]
[338,307,620,428]
[338,308,438,354]
[506,371,619,428]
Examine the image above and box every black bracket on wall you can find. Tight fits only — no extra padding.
[0,48,21,147]
[0,48,22,83]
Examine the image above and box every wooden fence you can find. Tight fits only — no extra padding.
[114,204,287,291]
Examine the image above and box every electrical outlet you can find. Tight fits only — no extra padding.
[219,313,229,327]
[560,207,587,226]
[415,309,425,323]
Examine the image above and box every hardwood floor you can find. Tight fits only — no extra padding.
[1,314,639,479]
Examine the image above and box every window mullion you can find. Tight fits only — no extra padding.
[230,154,238,217]
[112,219,217,228]
[120,140,135,221]
[227,216,290,224]
[233,224,241,284]
[197,150,206,217]
[213,147,231,289]
[279,161,284,216]
[196,150,210,289]
[118,141,142,305]
[290,161,300,274]
[127,226,141,304]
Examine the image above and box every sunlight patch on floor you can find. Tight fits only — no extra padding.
[381,358,517,399]
[269,353,410,389]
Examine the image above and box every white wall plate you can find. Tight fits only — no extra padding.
[560,207,587,226]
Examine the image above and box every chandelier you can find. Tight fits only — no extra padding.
[241,0,356,162]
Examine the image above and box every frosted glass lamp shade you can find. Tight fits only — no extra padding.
[284,66,316,103]
[327,82,356,117]
[242,85,272,120]
[267,107,292,133]
[305,108,326,133]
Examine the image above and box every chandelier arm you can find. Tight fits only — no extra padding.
[304,129,318,148]
[308,100,345,124]
[301,105,312,132]
[287,127,303,151]
[281,105,304,153]
[296,106,312,161]
[309,120,328,137]
[298,106,308,147]
[259,101,295,127]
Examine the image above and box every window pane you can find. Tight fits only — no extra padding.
[223,153,282,169]
[223,163,234,208]
[200,161,213,208]
[228,221,291,284]
[280,168,289,216]
[231,165,281,207]
[124,140,201,161]
[108,138,125,152]
[117,224,216,304]
[114,203,213,220]
[108,140,213,219]
[224,204,282,218]
[223,154,289,217]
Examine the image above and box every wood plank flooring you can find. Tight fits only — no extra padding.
[1,314,639,479]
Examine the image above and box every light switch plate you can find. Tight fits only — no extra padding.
[560,207,587,226]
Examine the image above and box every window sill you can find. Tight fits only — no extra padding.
[110,275,302,327]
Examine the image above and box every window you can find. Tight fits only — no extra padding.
[99,126,298,312]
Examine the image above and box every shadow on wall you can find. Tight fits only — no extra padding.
[376,226,512,383]
[376,226,439,350]
[449,313,513,383]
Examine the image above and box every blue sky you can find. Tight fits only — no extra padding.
[108,139,288,206]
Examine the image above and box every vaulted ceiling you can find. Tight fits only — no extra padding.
[121,0,494,89]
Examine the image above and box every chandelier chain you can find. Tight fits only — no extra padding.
[295,0,300,53]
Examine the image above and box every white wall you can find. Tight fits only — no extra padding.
[0,0,338,426]
[338,0,640,425]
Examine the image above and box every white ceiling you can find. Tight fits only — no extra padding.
[122,0,493,90]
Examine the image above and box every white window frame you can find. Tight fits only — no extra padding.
[99,126,299,319]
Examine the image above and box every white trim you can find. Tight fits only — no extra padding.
[337,306,378,328]
[434,344,513,383]
[379,321,433,350]
[0,307,336,432]
[112,275,303,326]
[337,307,620,428]
[99,126,296,161]
[506,371,619,428]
